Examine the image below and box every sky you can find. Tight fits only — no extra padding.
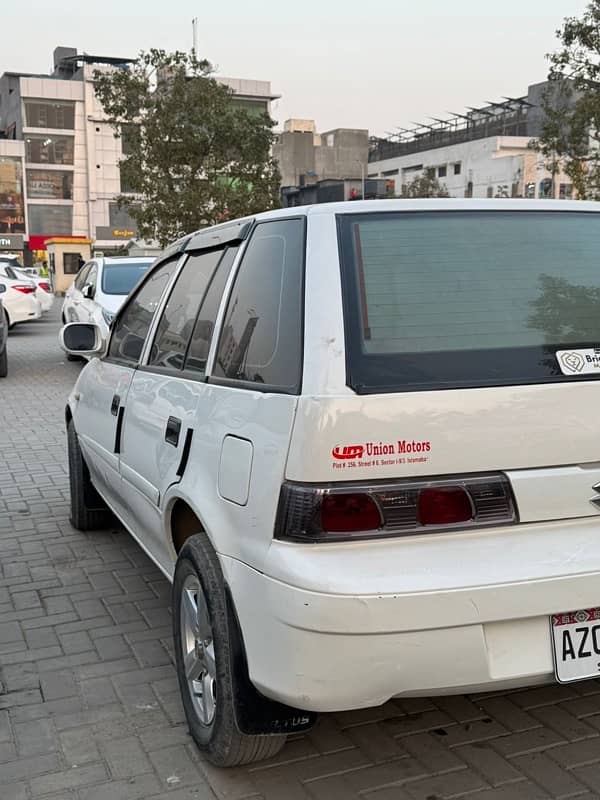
[1,0,589,137]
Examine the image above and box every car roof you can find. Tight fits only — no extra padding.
[157,198,600,260]
[96,256,156,267]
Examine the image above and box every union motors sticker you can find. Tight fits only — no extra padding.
[556,349,600,376]
[331,440,431,470]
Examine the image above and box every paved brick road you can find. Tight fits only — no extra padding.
[3,310,600,800]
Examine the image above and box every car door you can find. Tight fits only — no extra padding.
[118,246,238,568]
[80,262,98,322]
[66,262,92,322]
[73,258,179,520]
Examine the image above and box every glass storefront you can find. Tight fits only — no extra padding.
[24,100,75,130]
[28,205,72,236]
[27,169,73,200]
[25,134,74,165]
[0,156,26,234]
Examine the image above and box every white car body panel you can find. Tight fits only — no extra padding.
[68,199,600,711]
[0,280,42,326]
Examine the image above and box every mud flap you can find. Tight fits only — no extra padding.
[225,586,318,735]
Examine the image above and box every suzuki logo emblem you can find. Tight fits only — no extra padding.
[591,481,600,511]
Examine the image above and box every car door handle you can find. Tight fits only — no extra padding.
[111,394,120,416]
[165,416,181,447]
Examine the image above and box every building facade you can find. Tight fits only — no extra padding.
[0,47,278,263]
[273,119,370,203]
[368,83,574,200]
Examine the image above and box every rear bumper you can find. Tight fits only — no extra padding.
[220,517,600,712]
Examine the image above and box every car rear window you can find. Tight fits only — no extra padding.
[101,262,152,295]
[338,210,600,393]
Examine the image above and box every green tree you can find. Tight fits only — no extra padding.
[400,169,450,198]
[535,1,600,199]
[94,49,281,245]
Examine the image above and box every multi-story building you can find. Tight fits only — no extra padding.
[0,46,279,264]
[273,119,370,205]
[368,82,575,200]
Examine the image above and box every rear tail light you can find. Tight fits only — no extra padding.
[321,493,382,533]
[12,285,35,294]
[38,282,51,293]
[275,474,517,543]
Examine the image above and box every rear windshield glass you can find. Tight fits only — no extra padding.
[338,210,600,393]
[101,262,152,295]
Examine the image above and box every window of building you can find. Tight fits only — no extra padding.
[120,123,139,156]
[64,253,85,275]
[185,247,239,377]
[382,169,399,177]
[486,186,494,198]
[108,202,138,232]
[119,161,135,194]
[148,249,224,372]
[213,219,305,392]
[559,183,573,200]
[27,169,73,200]
[403,164,423,175]
[454,162,462,175]
[539,178,553,199]
[27,205,72,236]
[108,259,179,366]
[24,100,75,130]
[25,134,74,165]
[465,182,474,198]
[438,165,447,178]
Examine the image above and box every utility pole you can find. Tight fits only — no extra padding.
[192,18,199,57]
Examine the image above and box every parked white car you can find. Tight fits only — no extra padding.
[61,199,600,766]
[0,274,42,328]
[0,288,7,377]
[0,261,54,313]
[61,257,155,346]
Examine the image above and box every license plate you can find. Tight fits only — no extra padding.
[551,607,600,683]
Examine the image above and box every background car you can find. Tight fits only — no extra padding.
[61,256,155,346]
[0,287,7,377]
[0,274,41,329]
[0,260,54,313]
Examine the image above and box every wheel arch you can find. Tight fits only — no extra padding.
[167,496,210,557]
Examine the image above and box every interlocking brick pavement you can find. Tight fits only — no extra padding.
[2,309,600,799]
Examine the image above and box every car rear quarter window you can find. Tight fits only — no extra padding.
[338,210,600,393]
[211,219,305,393]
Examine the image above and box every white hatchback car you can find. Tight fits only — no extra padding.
[61,256,154,345]
[61,199,600,766]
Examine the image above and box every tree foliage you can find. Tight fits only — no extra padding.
[400,170,450,198]
[535,1,600,199]
[94,50,281,244]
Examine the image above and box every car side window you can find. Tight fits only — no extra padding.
[212,219,305,392]
[74,264,91,290]
[184,246,238,377]
[85,264,98,292]
[107,258,178,366]
[147,249,224,372]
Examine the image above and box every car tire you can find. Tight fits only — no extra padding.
[173,534,286,766]
[0,346,7,378]
[67,419,113,530]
